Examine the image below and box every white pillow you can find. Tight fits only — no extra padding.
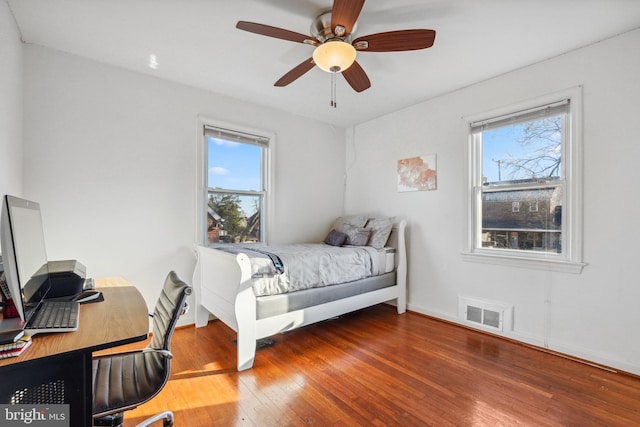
[365,217,394,249]
[331,214,368,233]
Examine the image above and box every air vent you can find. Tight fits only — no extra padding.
[458,296,513,332]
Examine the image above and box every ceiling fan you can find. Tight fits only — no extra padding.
[236,0,436,97]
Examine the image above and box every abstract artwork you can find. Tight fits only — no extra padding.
[397,154,437,192]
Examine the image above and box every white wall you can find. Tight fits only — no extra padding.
[0,0,23,199]
[22,45,346,324]
[346,29,640,375]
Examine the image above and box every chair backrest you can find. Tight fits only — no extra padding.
[148,271,192,352]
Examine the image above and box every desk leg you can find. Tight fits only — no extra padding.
[82,352,93,426]
[0,352,92,426]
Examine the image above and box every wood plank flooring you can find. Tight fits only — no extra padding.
[114,305,640,426]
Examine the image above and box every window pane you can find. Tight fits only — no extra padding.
[207,136,261,192]
[480,187,562,253]
[207,192,261,244]
[482,115,562,185]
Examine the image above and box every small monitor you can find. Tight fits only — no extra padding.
[1,195,51,324]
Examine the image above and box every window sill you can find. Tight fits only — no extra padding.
[461,251,586,274]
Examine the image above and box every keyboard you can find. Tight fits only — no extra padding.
[26,300,80,333]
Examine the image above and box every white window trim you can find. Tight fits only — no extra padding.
[462,87,586,274]
[196,116,274,246]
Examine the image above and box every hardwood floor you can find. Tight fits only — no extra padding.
[116,305,640,426]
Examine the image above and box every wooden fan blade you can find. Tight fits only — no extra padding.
[342,61,371,93]
[353,29,436,52]
[331,0,365,35]
[236,21,318,44]
[274,58,316,87]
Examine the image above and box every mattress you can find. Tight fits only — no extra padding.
[255,271,396,319]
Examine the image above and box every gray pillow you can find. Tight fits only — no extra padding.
[365,217,394,249]
[324,229,347,246]
[342,224,371,246]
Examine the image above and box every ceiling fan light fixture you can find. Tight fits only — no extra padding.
[312,40,357,73]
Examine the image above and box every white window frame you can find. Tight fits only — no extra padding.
[196,116,274,246]
[462,87,585,273]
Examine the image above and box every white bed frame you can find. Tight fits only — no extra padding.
[192,219,407,371]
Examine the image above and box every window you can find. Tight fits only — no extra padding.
[465,88,584,273]
[200,121,271,245]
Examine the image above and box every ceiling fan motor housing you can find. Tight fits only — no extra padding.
[311,11,357,43]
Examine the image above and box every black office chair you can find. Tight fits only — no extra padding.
[92,271,192,427]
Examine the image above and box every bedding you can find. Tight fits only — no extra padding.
[218,243,390,297]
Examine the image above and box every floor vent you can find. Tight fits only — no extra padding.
[458,296,513,332]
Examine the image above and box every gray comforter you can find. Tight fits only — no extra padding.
[220,243,386,296]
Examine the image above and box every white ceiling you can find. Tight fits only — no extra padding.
[8,0,640,128]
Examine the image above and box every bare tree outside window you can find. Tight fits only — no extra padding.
[500,116,562,181]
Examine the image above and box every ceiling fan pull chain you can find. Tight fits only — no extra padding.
[331,72,336,108]
[330,66,339,108]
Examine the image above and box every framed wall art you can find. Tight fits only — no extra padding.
[397,154,437,192]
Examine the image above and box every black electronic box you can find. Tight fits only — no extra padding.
[46,259,86,298]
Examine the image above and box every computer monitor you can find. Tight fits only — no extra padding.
[0,195,52,324]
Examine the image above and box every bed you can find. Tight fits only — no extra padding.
[192,216,407,371]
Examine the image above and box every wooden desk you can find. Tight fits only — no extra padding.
[0,278,149,426]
